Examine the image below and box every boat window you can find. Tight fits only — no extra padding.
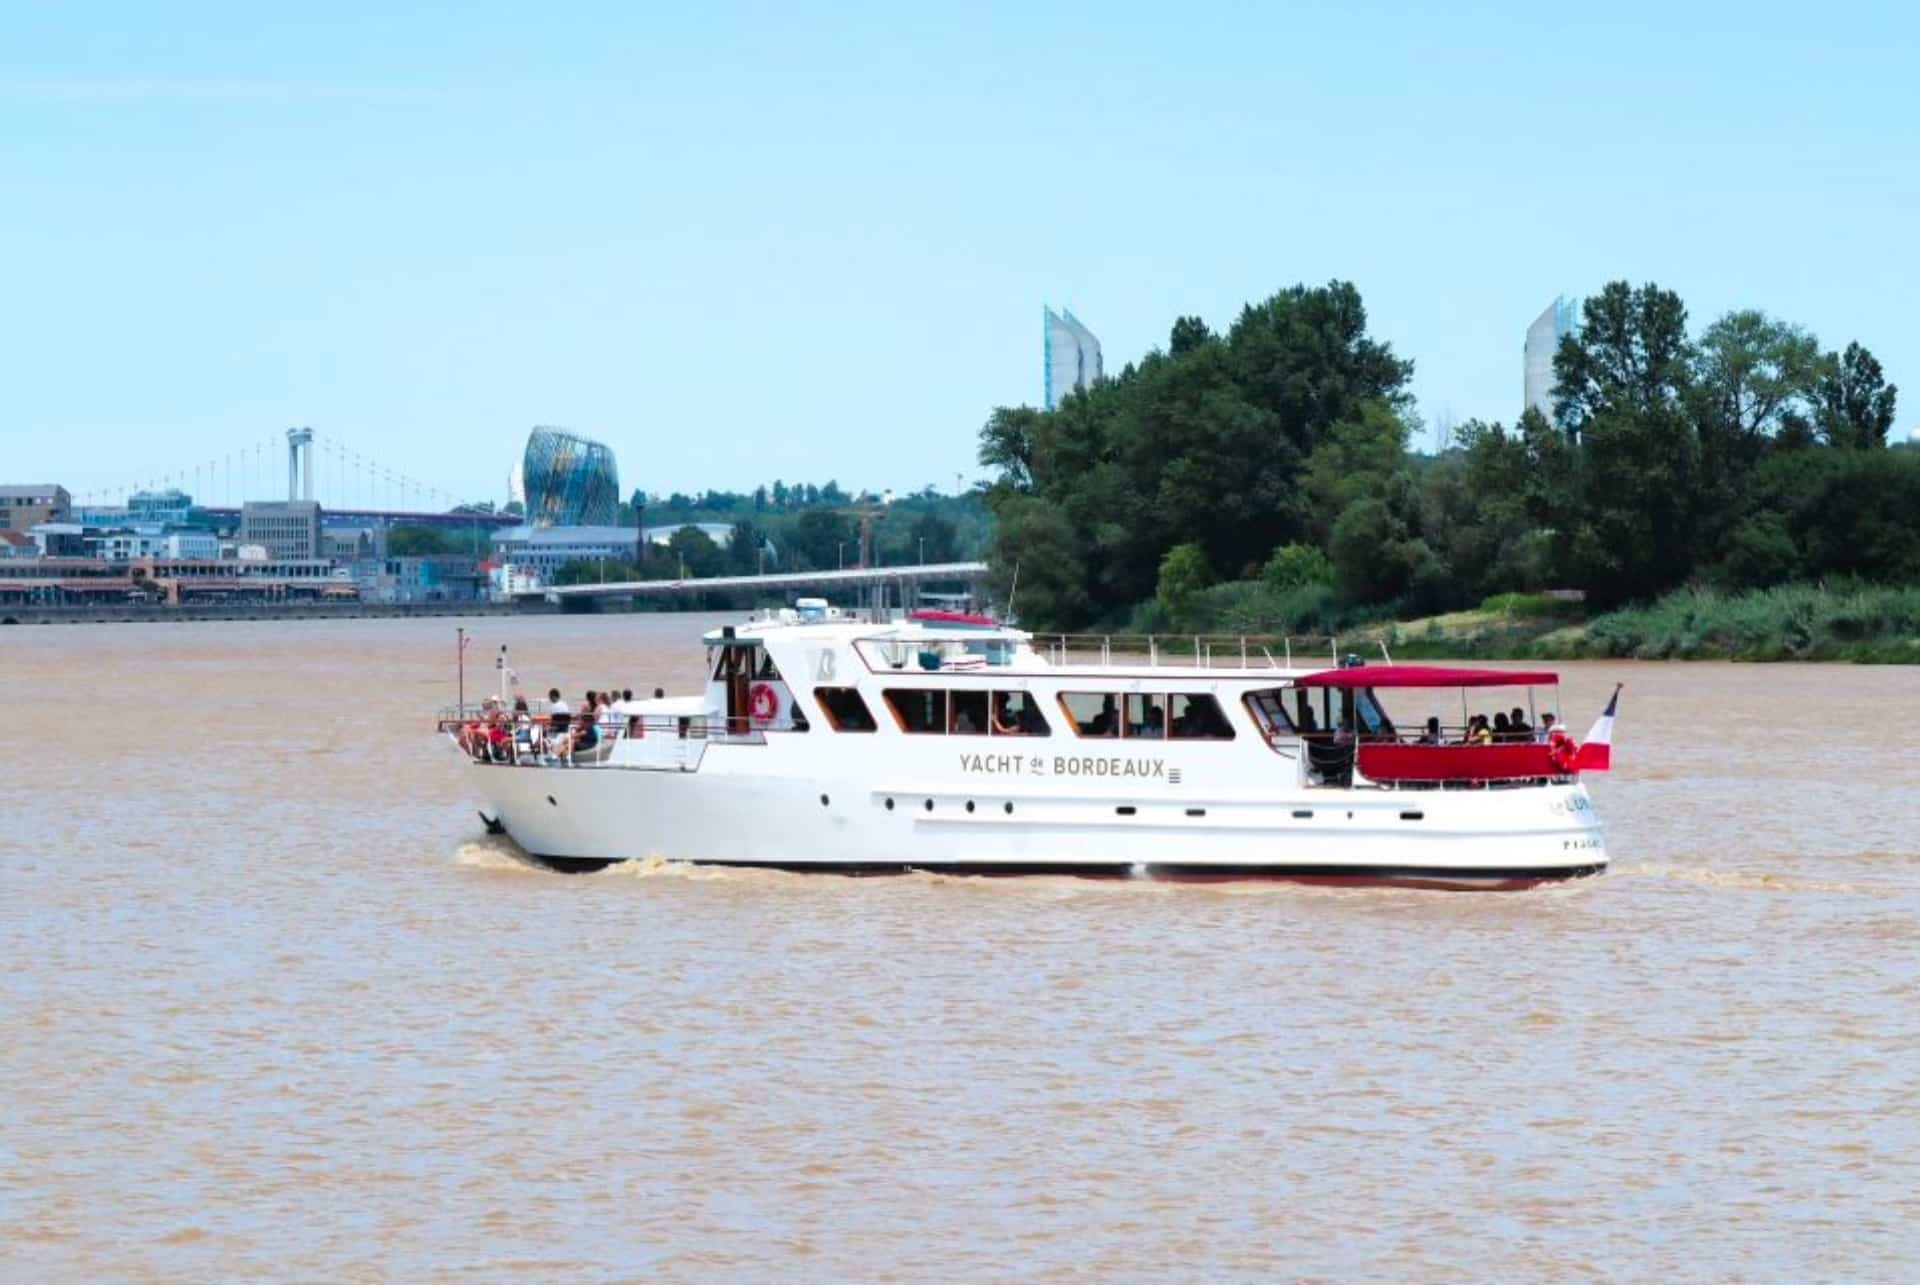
[815,686,877,732]
[1354,687,1396,740]
[1245,689,1298,742]
[989,691,1051,737]
[1169,693,1235,740]
[885,689,948,734]
[949,689,989,735]
[1124,693,1166,739]
[1059,692,1120,738]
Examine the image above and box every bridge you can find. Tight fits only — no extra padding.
[198,506,520,532]
[76,427,508,521]
[539,561,991,608]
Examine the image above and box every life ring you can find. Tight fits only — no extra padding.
[748,682,780,724]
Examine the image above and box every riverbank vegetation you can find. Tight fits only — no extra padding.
[979,279,1916,658]
[546,484,989,590]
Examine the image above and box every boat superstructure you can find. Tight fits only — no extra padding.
[439,607,1610,889]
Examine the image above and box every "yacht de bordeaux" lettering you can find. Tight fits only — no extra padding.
[957,752,1167,779]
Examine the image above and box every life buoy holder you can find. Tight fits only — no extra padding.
[748,682,780,724]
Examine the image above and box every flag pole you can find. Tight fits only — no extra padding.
[457,627,466,713]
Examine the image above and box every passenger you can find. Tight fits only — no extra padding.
[512,696,535,760]
[1419,716,1443,745]
[1466,714,1493,745]
[991,691,1025,735]
[1136,698,1166,739]
[1493,712,1512,742]
[1509,707,1533,740]
[1535,713,1556,744]
[547,688,572,760]
[571,709,600,761]
[1088,695,1119,737]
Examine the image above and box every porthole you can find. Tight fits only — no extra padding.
[820,793,830,807]
[885,798,895,812]
[965,800,975,814]
[546,795,558,807]
[924,799,934,812]
[1004,802,1014,815]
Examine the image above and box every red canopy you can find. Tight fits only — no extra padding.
[1294,664,1558,689]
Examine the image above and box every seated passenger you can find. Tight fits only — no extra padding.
[1135,699,1166,739]
[1508,707,1533,740]
[991,692,1025,735]
[571,714,600,760]
[1465,715,1493,745]
[1493,712,1512,742]
[1087,696,1119,737]
[1535,713,1556,744]
[1419,716,1443,745]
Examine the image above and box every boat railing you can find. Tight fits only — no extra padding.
[1035,634,1390,671]
[435,710,766,771]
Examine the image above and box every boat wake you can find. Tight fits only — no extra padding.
[1616,863,1894,895]
[450,834,547,874]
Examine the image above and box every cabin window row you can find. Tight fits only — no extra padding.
[883,689,1053,736]
[811,686,1235,740]
[1057,692,1235,741]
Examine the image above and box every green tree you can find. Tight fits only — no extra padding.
[904,510,958,564]
[727,520,766,574]
[1261,543,1334,591]
[988,496,1090,630]
[1690,310,1823,530]
[552,557,641,585]
[789,509,855,570]
[665,525,725,577]
[1815,341,1899,449]
[978,406,1043,494]
[1155,542,1214,630]
[1551,281,1702,605]
[387,525,458,556]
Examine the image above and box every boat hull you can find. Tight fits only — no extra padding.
[465,750,1608,891]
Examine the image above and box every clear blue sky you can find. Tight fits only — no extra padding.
[4,1,1915,507]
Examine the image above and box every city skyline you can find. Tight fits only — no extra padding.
[4,3,1915,499]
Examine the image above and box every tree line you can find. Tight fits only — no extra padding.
[979,280,1912,631]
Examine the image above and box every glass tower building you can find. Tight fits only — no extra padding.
[522,427,620,527]
[1044,306,1104,411]
[1524,296,1579,424]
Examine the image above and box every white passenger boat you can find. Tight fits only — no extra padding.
[440,604,1614,890]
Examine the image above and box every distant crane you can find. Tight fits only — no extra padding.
[833,490,893,569]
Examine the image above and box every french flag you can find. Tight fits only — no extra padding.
[1573,685,1621,772]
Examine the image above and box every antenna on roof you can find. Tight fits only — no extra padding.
[1005,560,1020,623]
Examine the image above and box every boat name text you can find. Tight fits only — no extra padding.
[958,753,1167,779]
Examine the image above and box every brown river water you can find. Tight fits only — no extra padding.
[4,614,1919,1280]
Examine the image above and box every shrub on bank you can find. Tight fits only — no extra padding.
[1577,583,1920,661]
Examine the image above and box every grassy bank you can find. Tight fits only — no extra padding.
[1378,585,1920,663]
[1142,582,1920,662]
